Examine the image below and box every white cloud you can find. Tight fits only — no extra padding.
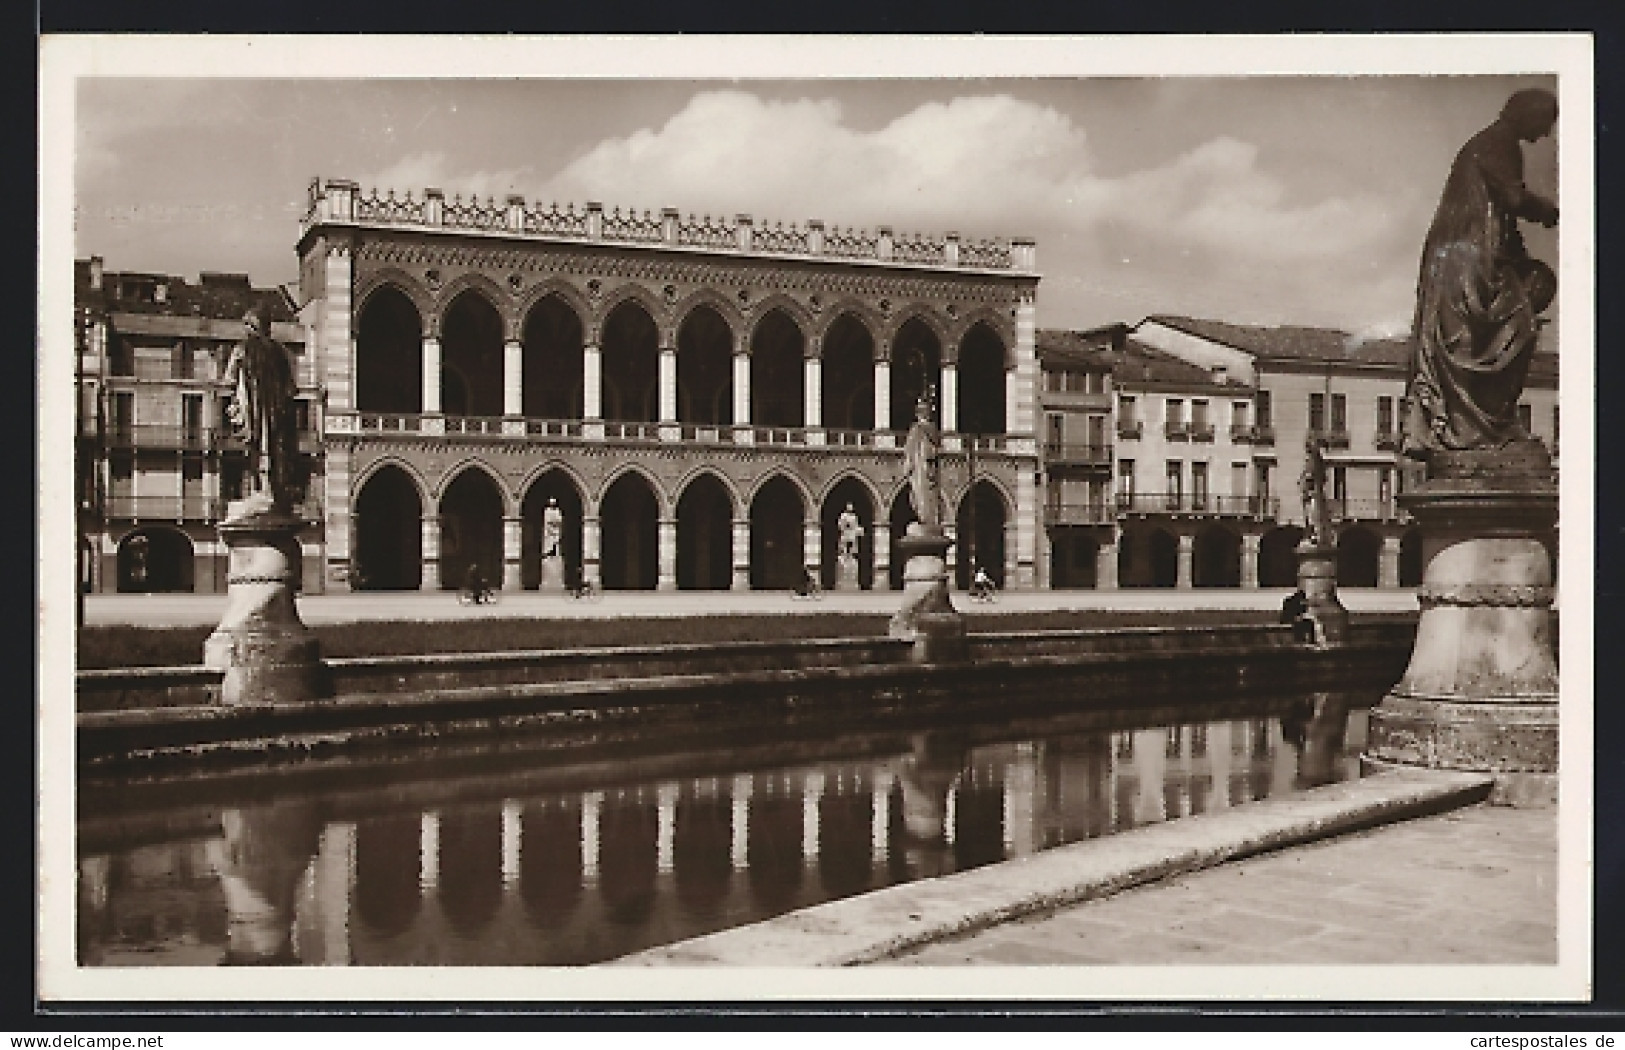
[357,89,1426,331]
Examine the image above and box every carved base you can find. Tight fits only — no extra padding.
[539,555,566,594]
[1295,543,1349,645]
[1367,460,1558,803]
[203,510,327,706]
[834,554,862,592]
[887,529,966,663]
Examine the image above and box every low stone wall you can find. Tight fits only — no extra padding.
[75,619,1416,770]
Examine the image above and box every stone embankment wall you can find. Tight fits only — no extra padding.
[76,619,1416,770]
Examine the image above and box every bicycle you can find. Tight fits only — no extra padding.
[568,578,603,602]
[458,587,498,606]
[791,572,824,601]
[968,574,999,603]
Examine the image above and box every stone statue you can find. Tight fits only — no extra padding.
[1403,88,1558,461]
[837,503,863,559]
[902,393,944,530]
[542,497,563,558]
[220,306,298,513]
[1299,433,1330,546]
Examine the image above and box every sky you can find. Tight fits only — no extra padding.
[74,74,1559,337]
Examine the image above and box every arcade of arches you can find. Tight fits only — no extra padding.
[309,220,1041,592]
[1087,522,1423,590]
[348,459,1016,593]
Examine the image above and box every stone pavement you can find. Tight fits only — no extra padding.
[886,802,1556,966]
[80,586,1421,627]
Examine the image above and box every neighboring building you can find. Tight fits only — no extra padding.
[296,178,1041,594]
[1035,326,1118,588]
[74,258,324,594]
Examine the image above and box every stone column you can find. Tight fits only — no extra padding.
[730,775,752,871]
[1241,533,1261,589]
[803,520,821,581]
[657,517,678,591]
[501,802,522,889]
[1004,369,1020,441]
[940,362,958,433]
[323,445,353,592]
[731,518,750,591]
[583,342,603,432]
[1380,534,1403,588]
[874,359,891,431]
[656,784,678,874]
[1097,532,1119,590]
[582,514,601,588]
[321,241,354,413]
[1015,466,1038,589]
[580,792,602,883]
[421,336,441,415]
[1003,520,1019,589]
[420,514,441,591]
[872,521,892,591]
[733,344,751,429]
[501,515,523,591]
[871,771,892,864]
[801,772,824,863]
[1176,533,1194,589]
[803,355,822,429]
[503,339,523,418]
[658,344,678,424]
[419,811,440,894]
[1011,289,1038,438]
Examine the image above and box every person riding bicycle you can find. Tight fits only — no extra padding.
[463,562,492,605]
[793,566,820,598]
[970,564,996,601]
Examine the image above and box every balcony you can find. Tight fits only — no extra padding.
[1043,442,1112,467]
[1374,431,1400,452]
[1250,424,1276,445]
[1163,421,1190,441]
[1116,420,1142,440]
[1329,498,1407,523]
[1189,421,1215,443]
[1044,502,1115,526]
[101,423,321,452]
[1229,423,1252,442]
[1116,493,1281,519]
[1310,427,1351,450]
[102,495,323,523]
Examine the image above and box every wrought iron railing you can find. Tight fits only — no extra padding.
[1116,493,1280,518]
[1043,502,1116,525]
[1043,442,1112,466]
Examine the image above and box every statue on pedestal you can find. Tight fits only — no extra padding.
[539,497,566,593]
[1403,87,1558,462]
[902,393,944,533]
[1298,432,1330,547]
[220,306,299,516]
[835,502,864,591]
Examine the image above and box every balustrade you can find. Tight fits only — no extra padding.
[1115,493,1280,518]
[1043,442,1112,466]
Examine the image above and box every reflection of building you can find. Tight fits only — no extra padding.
[1038,315,1559,589]
[78,710,1332,966]
[73,258,324,593]
[297,179,1041,594]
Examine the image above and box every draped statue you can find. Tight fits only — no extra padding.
[221,306,299,511]
[1404,88,1558,461]
[902,394,944,530]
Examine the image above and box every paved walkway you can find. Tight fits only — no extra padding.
[886,803,1556,966]
[80,587,1421,626]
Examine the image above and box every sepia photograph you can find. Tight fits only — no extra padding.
[36,33,1594,1005]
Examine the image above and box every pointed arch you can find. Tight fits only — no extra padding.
[746,294,817,346]
[595,461,673,519]
[814,302,884,351]
[882,304,952,350]
[516,278,593,333]
[355,268,435,330]
[949,306,1017,363]
[815,469,883,512]
[433,456,517,516]
[353,454,433,509]
[518,458,592,504]
[594,282,669,335]
[673,289,746,345]
[744,467,815,511]
[433,272,514,339]
[674,467,743,517]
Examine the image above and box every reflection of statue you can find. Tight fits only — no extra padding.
[837,503,863,558]
[1281,693,1351,790]
[1404,88,1558,460]
[206,803,324,964]
[542,498,563,558]
[902,394,943,530]
[1299,433,1329,546]
[220,306,298,511]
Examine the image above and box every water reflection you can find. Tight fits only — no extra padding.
[79,696,1371,967]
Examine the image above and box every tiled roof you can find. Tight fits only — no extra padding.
[1117,338,1243,391]
[74,258,296,324]
[1035,327,1120,370]
[1145,314,1410,367]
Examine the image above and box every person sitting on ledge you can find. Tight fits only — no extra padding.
[1280,587,1317,643]
[793,567,820,598]
[463,562,492,605]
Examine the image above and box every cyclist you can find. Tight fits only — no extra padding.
[462,562,493,605]
[969,564,997,602]
[793,567,821,599]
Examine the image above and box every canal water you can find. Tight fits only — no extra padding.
[77,691,1371,966]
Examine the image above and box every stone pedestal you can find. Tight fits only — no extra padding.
[539,554,566,594]
[834,553,861,592]
[1295,541,1349,645]
[887,526,966,663]
[203,502,327,706]
[1366,442,1558,805]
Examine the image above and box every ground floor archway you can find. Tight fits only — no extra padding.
[1118,526,1177,587]
[677,474,734,590]
[1048,528,1100,589]
[888,490,918,591]
[1337,526,1380,587]
[955,481,1007,589]
[1194,525,1241,588]
[521,472,584,589]
[750,476,805,590]
[439,469,505,592]
[600,473,659,590]
[116,527,193,593]
[1259,526,1303,588]
[354,466,422,590]
[820,478,874,590]
[1399,527,1424,586]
